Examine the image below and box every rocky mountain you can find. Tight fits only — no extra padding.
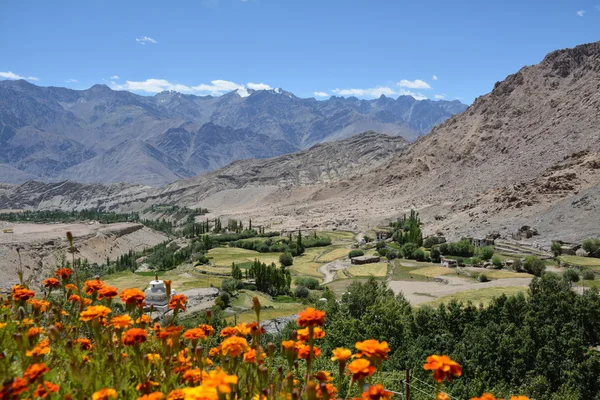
[0,80,466,185]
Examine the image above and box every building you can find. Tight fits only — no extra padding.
[144,273,177,311]
[351,255,381,265]
[467,237,496,248]
[441,258,457,268]
[375,231,390,242]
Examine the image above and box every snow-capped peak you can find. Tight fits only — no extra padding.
[274,87,282,94]
[235,87,250,98]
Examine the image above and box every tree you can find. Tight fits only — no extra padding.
[412,248,426,261]
[279,253,294,267]
[295,277,319,290]
[523,256,546,277]
[349,249,364,258]
[477,246,495,261]
[551,242,563,257]
[231,263,243,280]
[296,230,305,256]
[583,238,600,257]
[471,256,482,266]
[563,268,580,284]
[582,270,595,281]
[491,255,503,269]
[430,247,441,263]
[295,286,310,299]
[401,243,418,259]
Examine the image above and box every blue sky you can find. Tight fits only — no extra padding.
[0,0,598,103]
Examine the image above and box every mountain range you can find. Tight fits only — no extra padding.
[0,81,466,186]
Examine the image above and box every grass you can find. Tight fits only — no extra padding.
[409,266,454,277]
[475,270,533,279]
[196,265,231,275]
[324,277,384,296]
[103,269,221,291]
[316,247,349,263]
[207,247,283,267]
[388,264,430,282]
[320,230,355,243]
[290,247,326,278]
[229,306,305,324]
[559,255,600,269]
[580,279,600,289]
[421,286,529,308]
[346,262,388,277]
[227,290,304,323]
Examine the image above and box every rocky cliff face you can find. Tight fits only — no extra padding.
[0,80,465,186]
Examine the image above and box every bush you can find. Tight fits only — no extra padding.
[215,292,230,308]
[477,246,495,261]
[349,249,364,258]
[523,256,546,277]
[441,240,475,257]
[477,273,490,282]
[583,238,600,257]
[456,257,464,266]
[279,253,294,266]
[471,256,482,267]
[221,278,241,294]
[243,284,257,291]
[376,241,386,250]
[412,248,426,261]
[363,235,373,243]
[401,243,418,259]
[295,277,320,290]
[387,250,399,260]
[295,286,310,299]
[430,247,441,263]
[439,243,449,255]
[582,270,595,280]
[551,242,563,257]
[511,259,524,272]
[256,243,270,253]
[491,255,503,269]
[563,268,580,283]
[377,247,388,257]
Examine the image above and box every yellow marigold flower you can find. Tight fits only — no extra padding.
[24,363,49,382]
[297,326,325,341]
[235,323,252,336]
[362,384,393,400]
[180,386,218,400]
[347,358,376,381]
[423,354,462,383]
[0,322,6,329]
[27,327,45,338]
[331,347,353,362]
[221,336,250,358]
[122,328,148,346]
[281,340,295,350]
[119,288,146,305]
[138,392,165,400]
[43,278,61,289]
[111,315,134,329]
[79,305,112,322]
[92,388,118,400]
[84,279,105,294]
[510,397,530,400]
[297,307,326,327]
[167,389,186,400]
[438,393,451,400]
[183,327,208,340]
[202,368,239,394]
[28,299,51,312]
[147,353,161,363]
[18,318,35,326]
[26,339,51,357]
[137,315,152,324]
[470,394,495,400]
[355,339,390,360]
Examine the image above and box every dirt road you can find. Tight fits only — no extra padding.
[318,259,351,284]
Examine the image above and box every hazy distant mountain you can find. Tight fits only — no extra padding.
[0,80,466,185]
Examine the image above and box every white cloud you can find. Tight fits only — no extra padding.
[314,91,329,98]
[136,36,157,45]
[0,71,39,81]
[65,79,79,83]
[434,94,446,100]
[110,75,120,80]
[432,75,438,81]
[576,10,586,16]
[397,79,431,89]
[247,82,272,90]
[397,89,427,101]
[191,80,242,94]
[331,86,396,98]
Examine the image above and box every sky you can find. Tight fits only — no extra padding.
[0,0,598,104]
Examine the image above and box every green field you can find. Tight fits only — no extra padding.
[228,290,304,323]
[559,255,600,269]
[316,247,349,263]
[421,286,529,308]
[580,279,600,289]
[475,270,533,279]
[409,266,454,277]
[103,269,222,292]
[207,247,283,267]
[346,262,388,277]
[325,277,384,296]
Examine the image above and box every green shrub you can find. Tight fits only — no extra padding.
[401,243,418,259]
[363,235,373,243]
[551,242,563,257]
[295,277,320,290]
[412,248,426,261]
[477,273,490,282]
[477,246,495,261]
[221,278,242,293]
[491,255,503,269]
[583,238,600,257]
[563,269,580,283]
[582,270,595,280]
[295,286,310,299]
[523,256,546,277]
[349,249,364,258]
[387,250,399,260]
[456,257,464,266]
[471,256,482,266]
[511,259,524,272]
[279,253,294,266]
[377,247,388,257]
[430,247,441,263]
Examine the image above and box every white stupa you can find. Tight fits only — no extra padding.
[145,273,176,311]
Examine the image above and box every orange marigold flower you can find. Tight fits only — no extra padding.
[168,294,187,311]
[242,348,265,363]
[119,288,146,305]
[281,340,296,350]
[197,324,215,336]
[74,338,94,351]
[347,358,376,381]
[122,328,148,346]
[8,377,29,395]
[43,278,61,289]
[331,347,353,362]
[183,328,208,340]
[24,363,49,382]
[438,393,451,400]
[84,279,105,294]
[167,389,186,400]
[98,286,119,299]
[296,342,321,360]
[423,354,462,383]
[317,383,338,399]
[221,336,250,358]
[156,325,183,341]
[138,392,165,400]
[314,371,333,382]
[28,299,51,312]
[297,307,326,327]
[28,327,45,338]
[64,283,78,292]
[297,327,325,341]
[111,315,134,329]
[355,339,390,360]
[136,380,160,394]
[182,368,205,384]
[92,388,118,400]
[68,294,82,303]
[79,305,112,322]
[137,315,152,324]
[510,397,530,400]
[362,384,393,400]
[470,394,496,400]
[235,323,251,336]
[247,321,265,335]
[27,340,51,357]
[147,353,162,363]
[12,286,35,301]
[55,268,73,280]
[33,381,60,398]
[209,346,222,357]
[202,368,239,394]
[220,326,238,337]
